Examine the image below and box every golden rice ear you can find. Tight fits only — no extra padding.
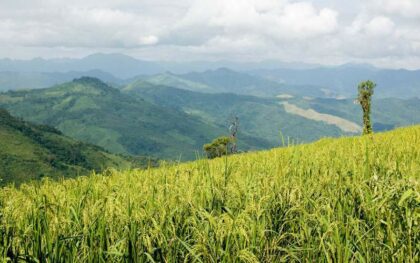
[0,126,418,262]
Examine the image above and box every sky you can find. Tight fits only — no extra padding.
[0,0,420,69]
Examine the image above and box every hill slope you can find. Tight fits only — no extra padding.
[1,126,418,261]
[291,97,420,131]
[123,81,420,145]
[0,109,135,186]
[123,82,346,145]
[0,77,266,159]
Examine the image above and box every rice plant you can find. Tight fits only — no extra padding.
[0,126,419,262]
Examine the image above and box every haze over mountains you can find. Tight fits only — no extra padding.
[1,53,420,99]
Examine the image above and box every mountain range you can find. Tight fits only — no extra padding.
[1,53,420,184]
[0,77,269,160]
[250,66,420,99]
[1,53,420,99]
[1,75,419,162]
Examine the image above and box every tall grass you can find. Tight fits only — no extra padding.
[1,126,419,262]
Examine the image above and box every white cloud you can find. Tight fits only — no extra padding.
[365,16,395,36]
[372,0,420,18]
[138,35,159,45]
[172,0,338,43]
[0,0,419,69]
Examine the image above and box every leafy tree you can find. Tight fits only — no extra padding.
[203,136,233,159]
[357,80,376,135]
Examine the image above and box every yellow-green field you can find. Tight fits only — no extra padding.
[1,126,419,262]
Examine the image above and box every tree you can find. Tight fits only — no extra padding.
[357,80,376,135]
[228,116,239,153]
[203,136,233,159]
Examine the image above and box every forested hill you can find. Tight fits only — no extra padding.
[0,77,270,160]
[0,108,137,186]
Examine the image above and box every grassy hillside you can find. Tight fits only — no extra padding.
[0,77,247,160]
[0,109,139,186]
[1,126,419,261]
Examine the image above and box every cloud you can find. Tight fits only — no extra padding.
[0,4,164,48]
[0,0,419,69]
[170,0,338,43]
[371,0,420,18]
[365,16,395,36]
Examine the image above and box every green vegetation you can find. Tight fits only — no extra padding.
[0,77,237,160]
[0,108,149,186]
[1,126,419,261]
[123,83,346,147]
[357,81,376,135]
[124,82,420,146]
[2,76,419,162]
[292,97,420,132]
[203,136,233,159]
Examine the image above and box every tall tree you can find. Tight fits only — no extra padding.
[357,80,376,135]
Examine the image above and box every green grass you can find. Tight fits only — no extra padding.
[1,126,419,262]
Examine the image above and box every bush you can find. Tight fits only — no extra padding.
[203,136,233,159]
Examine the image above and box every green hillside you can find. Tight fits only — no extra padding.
[124,82,420,145]
[292,97,420,131]
[0,77,244,160]
[1,126,419,261]
[0,109,137,186]
[123,82,346,146]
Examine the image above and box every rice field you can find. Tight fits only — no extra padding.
[1,126,419,262]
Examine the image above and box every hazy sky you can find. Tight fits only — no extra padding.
[1,0,420,68]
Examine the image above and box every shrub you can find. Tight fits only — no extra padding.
[203,136,233,159]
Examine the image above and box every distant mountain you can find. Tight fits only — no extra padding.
[123,82,349,145]
[0,53,163,79]
[136,68,326,97]
[251,66,420,99]
[157,60,321,74]
[0,70,121,92]
[123,81,420,146]
[1,53,419,99]
[136,72,214,93]
[0,108,137,186]
[0,77,266,160]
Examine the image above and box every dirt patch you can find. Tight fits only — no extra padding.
[281,102,362,133]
